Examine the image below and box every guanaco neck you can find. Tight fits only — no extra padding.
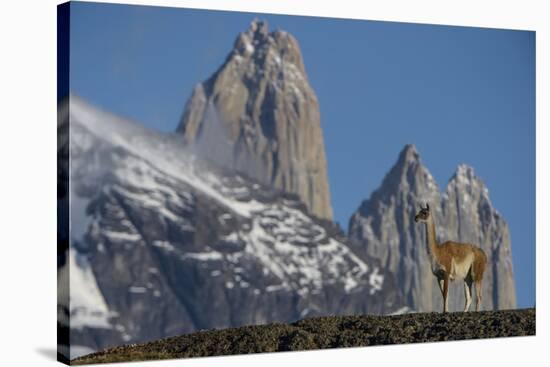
[424,215,439,259]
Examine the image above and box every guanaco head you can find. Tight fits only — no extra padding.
[414,203,431,223]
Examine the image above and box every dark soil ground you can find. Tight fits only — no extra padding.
[72,308,535,365]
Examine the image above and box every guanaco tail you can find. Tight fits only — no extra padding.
[414,203,487,312]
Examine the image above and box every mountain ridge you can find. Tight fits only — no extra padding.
[59,95,401,358]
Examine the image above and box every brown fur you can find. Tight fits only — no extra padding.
[472,246,488,281]
[434,241,486,279]
[435,241,474,270]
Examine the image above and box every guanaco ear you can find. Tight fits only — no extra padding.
[426,203,430,211]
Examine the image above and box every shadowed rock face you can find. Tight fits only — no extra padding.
[349,144,516,312]
[177,20,333,221]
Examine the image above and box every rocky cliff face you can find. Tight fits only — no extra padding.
[177,20,333,220]
[349,145,516,312]
[61,96,400,357]
[441,165,516,310]
[348,145,443,312]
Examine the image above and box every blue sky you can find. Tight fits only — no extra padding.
[70,2,536,308]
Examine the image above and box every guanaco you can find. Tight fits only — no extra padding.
[415,204,487,312]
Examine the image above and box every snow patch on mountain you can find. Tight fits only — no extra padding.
[69,249,115,329]
[70,96,375,295]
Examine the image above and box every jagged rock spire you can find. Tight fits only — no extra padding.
[442,164,516,310]
[349,145,516,312]
[354,144,440,225]
[349,144,442,311]
[177,20,333,220]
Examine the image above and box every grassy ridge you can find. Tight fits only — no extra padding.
[73,308,535,365]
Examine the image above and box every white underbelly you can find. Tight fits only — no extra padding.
[450,256,473,280]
